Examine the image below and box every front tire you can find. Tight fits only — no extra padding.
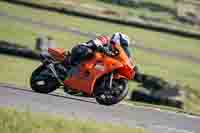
[95,78,128,106]
[30,65,59,93]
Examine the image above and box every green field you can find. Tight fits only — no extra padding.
[0,1,200,113]
[0,107,144,133]
[0,1,200,58]
[12,0,200,34]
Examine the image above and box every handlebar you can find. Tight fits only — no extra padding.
[112,48,120,56]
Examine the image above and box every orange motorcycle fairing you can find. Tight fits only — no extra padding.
[63,52,124,96]
[112,44,136,80]
[48,48,65,61]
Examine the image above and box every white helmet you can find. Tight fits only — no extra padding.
[110,32,130,47]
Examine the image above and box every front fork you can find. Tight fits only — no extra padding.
[40,53,64,85]
[47,63,64,86]
[102,72,114,98]
[107,72,113,90]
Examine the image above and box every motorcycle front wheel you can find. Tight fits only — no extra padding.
[94,78,128,106]
[30,65,59,93]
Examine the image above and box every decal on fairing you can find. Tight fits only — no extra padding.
[95,64,105,71]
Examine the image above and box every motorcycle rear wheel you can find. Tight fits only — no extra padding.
[94,78,128,106]
[30,65,59,93]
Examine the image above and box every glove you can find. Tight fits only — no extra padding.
[96,46,114,56]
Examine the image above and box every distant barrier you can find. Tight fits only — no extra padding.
[3,0,200,40]
[131,91,183,108]
[131,72,185,108]
[0,41,40,60]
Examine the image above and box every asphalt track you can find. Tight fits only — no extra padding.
[0,11,200,64]
[0,84,200,133]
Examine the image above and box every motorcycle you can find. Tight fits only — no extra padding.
[30,44,136,105]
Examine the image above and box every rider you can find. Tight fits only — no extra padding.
[110,32,132,59]
[64,32,132,78]
[67,32,132,65]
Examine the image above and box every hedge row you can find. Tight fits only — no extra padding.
[3,0,200,40]
[0,40,186,108]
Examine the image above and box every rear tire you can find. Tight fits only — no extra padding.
[30,65,59,93]
[95,78,128,106]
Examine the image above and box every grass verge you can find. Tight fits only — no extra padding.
[0,55,38,87]
[0,107,144,133]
